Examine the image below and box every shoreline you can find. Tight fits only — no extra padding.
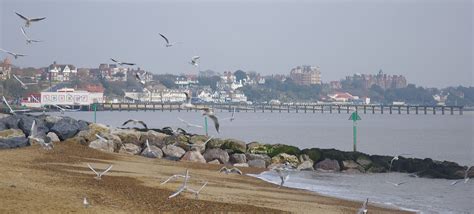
[0,142,410,213]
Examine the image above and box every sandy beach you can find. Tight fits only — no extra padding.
[0,141,411,213]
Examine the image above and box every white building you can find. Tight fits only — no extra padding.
[48,62,77,82]
[41,88,104,106]
[124,89,188,103]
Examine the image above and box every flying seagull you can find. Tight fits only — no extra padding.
[0,48,26,59]
[87,164,113,180]
[2,96,30,115]
[13,74,36,89]
[186,181,208,199]
[180,92,196,109]
[200,107,219,133]
[190,56,200,67]
[20,27,42,44]
[451,166,472,185]
[160,170,192,185]
[135,71,147,86]
[218,167,242,175]
[165,169,208,199]
[83,197,90,208]
[357,198,369,214]
[122,119,148,130]
[15,12,46,27]
[29,120,53,150]
[178,117,203,129]
[389,153,412,171]
[273,167,290,188]
[110,58,136,66]
[222,107,236,122]
[385,181,407,187]
[159,33,180,47]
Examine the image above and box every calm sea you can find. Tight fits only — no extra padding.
[56,110,473,165]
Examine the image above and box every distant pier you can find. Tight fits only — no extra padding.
[96,103,464,115]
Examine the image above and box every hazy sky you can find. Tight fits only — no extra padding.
[0,0,472,87]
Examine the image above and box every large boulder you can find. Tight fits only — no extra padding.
[112,129,142,146]
[356,156,372,168]
[267,144,301,157]
[0,137,29,149]
[203,148,229,164]
[230,153,247,164]
[162,145,186,161]
[0,129,29,149]
[246,154,271,167]
[47,132,60,143]
[139,130,167,149]
[89,138,115,153]
[50,117,82,140]
[140,145,163,159]
[180,150,206,163]
[0,115,22,129]
[248,159,266,168]
[301,148,322,163]
[77,120,90,131]
[271,153,299,167]
[119,143,141,155]
[0,129,25,139]
[342,160,365,173]
[221,139,246,154]
[43,115,62,129]
[297,160,314,171]
[188,135,210,153]
[206,138,226,150]
[18,116,48,138]
[74,123,111,144]
[246,141,269,154]
[315,158,340,172]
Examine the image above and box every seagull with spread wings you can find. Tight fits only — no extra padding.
[87,164,113,180]
[110,58,136,66]
[180,92,196,109]
[15,12,46,27]
[389,153,412,171]
[190,56,200,67]
[13,74,36,89]
[219,167,242,175]
[178,117,203,129]
[159,33,180,47]
[135,71,147,86]
[122,119,148,130]
[0,48,26,59]
[20,27,42,44]
[385,181,407,187]
[200,107,220,133]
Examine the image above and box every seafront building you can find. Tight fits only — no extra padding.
[289,65,322,85]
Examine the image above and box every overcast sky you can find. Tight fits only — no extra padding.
[0,0,472,87]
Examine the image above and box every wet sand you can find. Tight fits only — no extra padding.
[0,141,411,213]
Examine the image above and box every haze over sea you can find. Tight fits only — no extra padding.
[51,110,474,213]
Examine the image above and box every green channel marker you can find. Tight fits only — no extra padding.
[204,116,208,136]
[349,111,361,152]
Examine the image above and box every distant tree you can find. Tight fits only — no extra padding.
[234,70,247,83]
[154,74,177,89]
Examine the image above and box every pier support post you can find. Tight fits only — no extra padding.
[330,105,333,114]
[406,106,409,114]
[304,105,307,113]
[424,106,427,115]
[321,105,324,114]
[460,106,463,115]
[363,106,366,114]
[346,105,350,113]
[288,105,290,113]
[279,105,282,113]
[433,107,436,115]
[381,106,384,114]
[338,105,341,114]
[442,106,445,115]
[389,106,392,114]
[296,105,299,113]
[372,106,375,114]
[398,106,401,114]
[415,106,418,114]
[450,107,453,115]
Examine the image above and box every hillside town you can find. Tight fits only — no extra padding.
[0,57,471,108]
